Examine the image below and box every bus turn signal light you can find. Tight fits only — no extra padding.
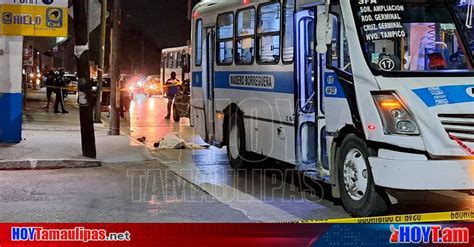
[373,92,420,136]
[380,101,401,108]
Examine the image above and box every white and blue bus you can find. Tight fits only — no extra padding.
[190,0,474,216]
[161,46,191,85]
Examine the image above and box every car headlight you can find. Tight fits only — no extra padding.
[372,92,420,135]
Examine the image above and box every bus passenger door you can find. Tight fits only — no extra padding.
[295,9,318,172]
[203,28,216,142]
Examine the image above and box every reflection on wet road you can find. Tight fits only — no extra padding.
[126,95,199,147]
[124,94,473,221]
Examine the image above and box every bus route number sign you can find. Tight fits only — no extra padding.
[379,58,395,71]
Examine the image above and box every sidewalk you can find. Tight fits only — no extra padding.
[0,90,152,170]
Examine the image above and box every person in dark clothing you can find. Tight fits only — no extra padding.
[44,70,56,111]
[54,70,69,114]
[164,72,181,120]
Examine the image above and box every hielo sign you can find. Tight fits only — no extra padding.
[0,0,68,37]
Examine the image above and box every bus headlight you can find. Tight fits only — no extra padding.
[373,92,420,135]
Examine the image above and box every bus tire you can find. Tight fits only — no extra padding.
[226,113,247,169]
[337,134,389,217]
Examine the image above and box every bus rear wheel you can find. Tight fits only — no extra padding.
[337,134,389,217]
[226,113,248,169]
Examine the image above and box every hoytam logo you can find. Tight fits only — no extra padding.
[11,227,131,242]
[390,225,470,244]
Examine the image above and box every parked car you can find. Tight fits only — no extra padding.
[145,75,162,97]
[64,73,79,94]
[124,75,146,99]
[90,74,112,112]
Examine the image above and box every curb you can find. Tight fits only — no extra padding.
[0,159,102,170]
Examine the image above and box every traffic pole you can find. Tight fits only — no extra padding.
[94,0,108,123]
[109,0,121,135]
[73,0,97,158]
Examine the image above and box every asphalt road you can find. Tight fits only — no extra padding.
[0,161,256,222]
[0,92,254,223]
[0,93,471,223]
[123,94,473,221]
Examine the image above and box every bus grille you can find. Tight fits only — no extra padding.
[438,114,474,143]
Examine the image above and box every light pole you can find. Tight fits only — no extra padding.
[72,0,97,158]
[94,0,109,123]
[109,0,121,135]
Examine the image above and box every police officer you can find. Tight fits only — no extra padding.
[164,72,181,120]
[54,69,69,114]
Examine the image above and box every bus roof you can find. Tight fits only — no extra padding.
[193,0,326,16]
[193,0,258,17]
[161,46,190,53]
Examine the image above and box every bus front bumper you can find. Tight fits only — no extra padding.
[369,157,474,190]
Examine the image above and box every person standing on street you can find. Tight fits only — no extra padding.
[164,72,181,120]
[54,69,69,114]
[44,70,56,111]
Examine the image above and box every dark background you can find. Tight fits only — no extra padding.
[119,0,201,75]
[30,0,201,76]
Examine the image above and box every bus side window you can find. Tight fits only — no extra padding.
[177,51,183,68]
[183,52,190,73]
[342,36,352,73]
[257,2,281,64]
[166,53,172,69]
[236,7,256,65]
[174,52,179,69]
[172,53,175,68]
[168,52,173,69]
[195,19,203,66]
[161,53,166,69]
[282,0,295,63]
[328,15,352,74]
[217,12,234,65]
[329,16,340,68]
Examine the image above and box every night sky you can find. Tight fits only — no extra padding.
[118,0,200,74]
[42,0,201,74]
[122,0,199,48]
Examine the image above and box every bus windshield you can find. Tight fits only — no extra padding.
[352,0,473,73]
[450,0,474,59]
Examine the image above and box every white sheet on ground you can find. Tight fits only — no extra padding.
[157,132,209,150]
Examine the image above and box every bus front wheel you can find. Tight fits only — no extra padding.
[226,113,247,169]
[337,134,389,217]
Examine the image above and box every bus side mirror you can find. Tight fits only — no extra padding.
[316,14,334,54]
